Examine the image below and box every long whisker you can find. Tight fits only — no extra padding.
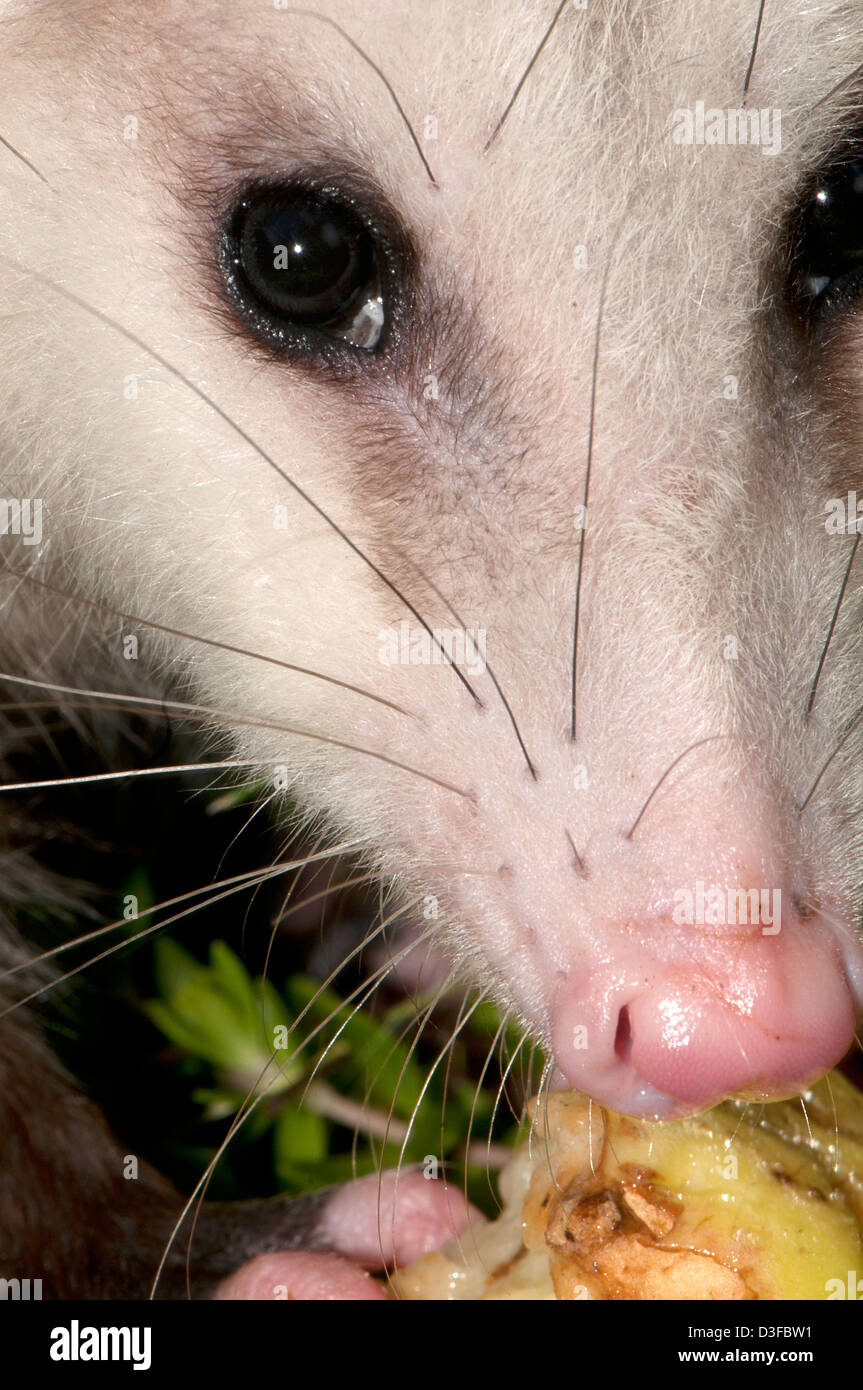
[182,953,402,1297]
[742,0,767,99]
[822,1067,840,1173]
[158,912,424,1297]
[625,735,722,839]
[798,1091,813,1144]
[483,0,570,152]
[264,820,333,923]
[385,988,486,1278]
[0,671,475,801]
[217,786,283,890]
[466,1008,509,1140]
[399,560,538,778]
[258,869,377,1029]
[487,1022,533,1207]
[528,1055,556,1184]
[371,974,464,1283]
[571,204,629,741]
[2,564,413,718]
[587,1097,600,1178]
[458,1007,510,1268]
[0,131,50,185]
[2,263,483,706]
[813,59,863,112]
[251,820,329,1009]
[492,1023,533,1138]
[432,988,497,1272]
[347,966,449,1183]
[0,842,362,985]
[189,989,394,1298]
[297,926,439,1123]
[0,857,351,1018]
[799,701,863,813]
[182,900,423,1291]
[805,531,860,718]
[282,9,437,186]
[0,760,254,794]
[304,1079,411,1144]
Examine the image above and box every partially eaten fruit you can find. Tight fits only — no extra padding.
[391,1072,863,1300]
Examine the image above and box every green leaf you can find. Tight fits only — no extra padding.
[153,936,202,1000]
[146,940,298,1093]
[205,780,270,814]
[273,1105,328,1175]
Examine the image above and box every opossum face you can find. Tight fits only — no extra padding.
[3,0,863,1120]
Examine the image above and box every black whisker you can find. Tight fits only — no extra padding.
[2,564,413,719]
[283,9,438,187]
[571,208,629,741]
[0,131,50,186]
[0,671,474,801]
[401,560,538,777]
[483,0,570,152]
[1,263,484,707]
[800,700,863,813]
[564,826,588,878]
[806,531,860,719]
[625,735,722,840]
[742,0,767,100]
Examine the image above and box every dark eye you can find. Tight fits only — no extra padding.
[223,187,385,350]
[793,158,863,313]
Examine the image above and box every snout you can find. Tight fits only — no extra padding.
[550,903,859,1119]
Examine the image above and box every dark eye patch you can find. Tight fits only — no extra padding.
[218,178,404,363]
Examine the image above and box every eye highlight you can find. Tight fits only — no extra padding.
[222,185,387,352]
[792,157,863,313]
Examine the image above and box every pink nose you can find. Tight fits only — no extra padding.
[550,914,857,1119]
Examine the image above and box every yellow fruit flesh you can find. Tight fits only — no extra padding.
[390,1072,863,1301]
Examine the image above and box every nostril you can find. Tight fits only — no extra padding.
[614,1004,632,1065]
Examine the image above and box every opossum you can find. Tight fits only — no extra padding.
[3,0,863,1300]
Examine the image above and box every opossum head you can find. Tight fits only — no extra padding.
[3,0,863,1121]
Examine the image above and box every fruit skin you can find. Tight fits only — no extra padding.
[390,1073,863,1301]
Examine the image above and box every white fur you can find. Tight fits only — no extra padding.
[2,0,863,1100]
